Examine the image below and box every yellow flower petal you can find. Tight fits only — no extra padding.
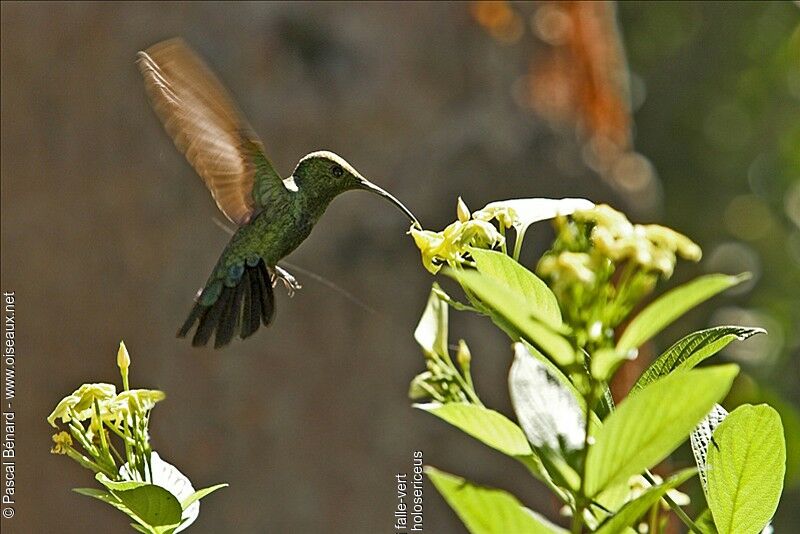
[50,431,73,454]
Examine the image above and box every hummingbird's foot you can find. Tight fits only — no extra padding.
[271,265,302,297]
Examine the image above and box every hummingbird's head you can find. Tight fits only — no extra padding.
[293,151,418,225]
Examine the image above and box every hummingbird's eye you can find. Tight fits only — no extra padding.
[331,164,344,178]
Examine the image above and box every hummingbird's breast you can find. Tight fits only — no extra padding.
[217,194,322,272]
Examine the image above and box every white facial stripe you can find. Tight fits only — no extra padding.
[282,175,299,192]
[298,150,364,180]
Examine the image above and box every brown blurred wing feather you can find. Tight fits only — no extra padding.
[137,38,278,225]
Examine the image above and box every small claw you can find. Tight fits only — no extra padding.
[271,265,302,297]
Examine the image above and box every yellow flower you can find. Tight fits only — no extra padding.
[410,227,447,274]
[47,383,117,427]
[538,252,597,285]
[642,225,702,261]
[472,204,515,229]
[108,389,166,423]
[50,431,73,454]
[578,204,701,277]
[575,204,632,234]
[559,252,597,284]
[409,220,504,274]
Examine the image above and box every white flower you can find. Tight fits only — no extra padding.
[473,198,595,234]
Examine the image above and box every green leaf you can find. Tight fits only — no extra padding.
[584,364,739,496]
[74,488,141,521]
[415,402,532,457]
[632,326,764,393]
[446,269,575,366]
[74,488,161,534]
[617,274,748,353]
[707,404,785,534]
[595,468,697,534]
[112,484,183,532]
[470,248,562,328]
[181,483,228,510]
[590,347,631,382]
[426,467,567,534]
[73,487,121,506]
[95,472,149,492]
[694,509,719,534]
[416,402,564,492]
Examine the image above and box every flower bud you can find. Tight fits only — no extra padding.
[117,341,131,373]
[456,339,472,368]
[456,197,471,223]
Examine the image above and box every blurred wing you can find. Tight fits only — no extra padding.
[137,38,283,225]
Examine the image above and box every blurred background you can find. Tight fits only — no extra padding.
[1,1,798,532]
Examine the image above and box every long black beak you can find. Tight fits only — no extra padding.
[359,178,420,227]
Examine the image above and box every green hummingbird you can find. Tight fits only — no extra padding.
[137,38,418,348]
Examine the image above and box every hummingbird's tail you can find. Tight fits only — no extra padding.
[177,260,275,348]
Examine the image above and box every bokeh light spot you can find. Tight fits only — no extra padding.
[724,194,774,241]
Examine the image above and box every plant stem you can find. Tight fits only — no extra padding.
[512,227,527,261]
[572,382,596,534]
[642,471,702,533]
[648,502,659,534]
[446,358,483,406]
[108,441,125,465]
[65,447,115,478]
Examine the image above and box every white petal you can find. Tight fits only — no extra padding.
[480,198,594,233]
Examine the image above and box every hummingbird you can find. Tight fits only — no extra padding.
[137,38,418,348]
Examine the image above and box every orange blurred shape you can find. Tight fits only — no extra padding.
[528,1,632,172]
[470,1,524,44]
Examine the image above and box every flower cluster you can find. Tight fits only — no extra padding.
[410,198,504,274]
[47,384,165,432]
[47,341,225,532]
[410,197,596,272]
[47,342,164,482]
[574,205,701,277]
[537,204,702,349]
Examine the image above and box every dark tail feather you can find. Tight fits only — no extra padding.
[256,261,275,326]
[214,277,245,348]
[177,303,204,338]
[239,270,256,339]
[192,286,232,347]
[242,269,263,339]
[178,259,275,348]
